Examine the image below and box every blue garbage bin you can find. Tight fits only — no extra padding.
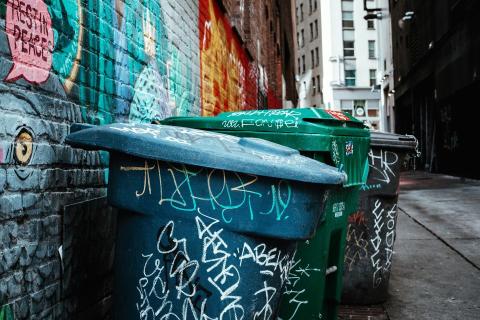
[66,123,345,320]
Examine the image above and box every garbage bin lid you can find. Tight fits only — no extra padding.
[370,131,418,153]
[161,108,370,137]
[161,109,371,187]
[66,123,346,185]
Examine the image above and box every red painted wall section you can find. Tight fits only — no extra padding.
[267,89,282,109]
[199,0,258,115]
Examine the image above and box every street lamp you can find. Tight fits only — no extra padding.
[364,12,382,20]
[398,11,414,29]
[363,0,382,20]
[402,11,415,21]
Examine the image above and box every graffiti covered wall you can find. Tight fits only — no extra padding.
[0,0,290,320]
[199,0,257,115]
[0,0,292,318]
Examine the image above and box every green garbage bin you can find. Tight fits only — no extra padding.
[162,108,371,319]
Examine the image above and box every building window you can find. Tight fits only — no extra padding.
[315,47,319,67]
[296,7,298,24]
[342,0,354,29]
[309,0,313,14]
[368,40,376,58]
[354,100,366,117]
[367,20,375,29]
[314,19,319,39]
[314,0,318,12]
[345,70,356,86]
[302,55,305,74]
[311,50,314,68]
[316,75,321,94]
[310,23,314,41]
[343,41,355,57]
[301,29,305,47]
[370,69,377,86]
[342,11,354,28]
[312,77,316,96]
[298,58,301,75]
[296,32,299,47]
[300,4,304,21]
[341,100,353,113]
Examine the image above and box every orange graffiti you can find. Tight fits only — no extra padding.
[199,0,256,116]
[348,211,366,225]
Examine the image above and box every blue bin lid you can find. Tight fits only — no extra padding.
[66,123,346,185]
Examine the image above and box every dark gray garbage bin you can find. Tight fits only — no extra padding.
[341,132,418,305]
[66,123,346,320]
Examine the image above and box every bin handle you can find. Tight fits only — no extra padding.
[405,134,421,158]
[326,265,337,275]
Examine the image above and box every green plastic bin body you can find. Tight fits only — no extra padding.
[162,108,370,319]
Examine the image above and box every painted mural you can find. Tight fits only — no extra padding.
[2,0,200,124]
[4,0,54,84]
[1,0,279,124]
[48,0,83,93]
[0,0,285,317]
[199,0,257,116]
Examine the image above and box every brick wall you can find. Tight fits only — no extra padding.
[0,0,294,319]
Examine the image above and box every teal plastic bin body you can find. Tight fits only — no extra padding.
[66,123,345,320]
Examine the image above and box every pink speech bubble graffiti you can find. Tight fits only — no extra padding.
[4,0,54,84]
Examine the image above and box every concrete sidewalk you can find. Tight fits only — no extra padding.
[384,172,480,319]
[339,171,480,320]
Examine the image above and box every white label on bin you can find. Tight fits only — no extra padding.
[333,201,345,218]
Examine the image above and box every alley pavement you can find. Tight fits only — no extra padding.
[340,171,480,320]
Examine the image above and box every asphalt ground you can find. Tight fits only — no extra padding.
[339,171,480,320]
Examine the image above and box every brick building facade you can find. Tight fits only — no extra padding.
[0,0,296,318]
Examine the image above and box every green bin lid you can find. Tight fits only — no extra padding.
[162,108,371,187]
[162,108,369,137]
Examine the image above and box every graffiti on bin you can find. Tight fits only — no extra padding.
[111,124,237,144]
[120,161,292,224]
[360,183,382,191]
[221,118,299,130]
[368,149,399,184]
[226,110,302,119]
[370,200,397,288]
[221,110,302,130]
[136,212,296,320]
[344,212,369,272]
[111,125,306,166]
[279,252,323,320]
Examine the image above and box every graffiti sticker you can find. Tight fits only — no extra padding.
[4,0,54,84]
[345,140,354,156]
